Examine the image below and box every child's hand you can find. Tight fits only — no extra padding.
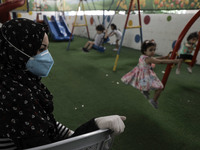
[160,51,173,59]
[168,50,173,55]
[164,55,170,59]
[185,43,193,48]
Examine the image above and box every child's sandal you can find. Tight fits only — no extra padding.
[82,48,89,52]
[149,99,158,109]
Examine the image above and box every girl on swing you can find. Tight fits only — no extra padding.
[121,40,180,109]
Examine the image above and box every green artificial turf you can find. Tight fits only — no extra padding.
[42,36,200,150]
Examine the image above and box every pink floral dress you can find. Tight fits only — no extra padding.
[121,55,163,91]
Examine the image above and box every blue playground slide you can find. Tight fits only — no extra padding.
[43,15,73,41]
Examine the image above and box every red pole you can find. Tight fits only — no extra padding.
[117,0,134,55]
[124,0,134,29]
[162,10,200,87]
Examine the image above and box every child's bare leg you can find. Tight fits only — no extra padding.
[116,40,119,49]
[84,41,90,48]
[187,64,192,73]
[176,59,183,74]
[87,42,94,50]
[84,41,92,48]
[153,88,163,102]
[149,88,162,109]
[177,59,183,70]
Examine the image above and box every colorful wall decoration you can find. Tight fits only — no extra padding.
[28,0,200,11]
[2,0,28,11]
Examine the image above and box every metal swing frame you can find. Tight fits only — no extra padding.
[162,10,200,87]
[66,0,90,50]
[112,0,143,71]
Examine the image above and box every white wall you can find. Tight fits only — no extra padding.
[15,11,200,64]
[65,13,200,64]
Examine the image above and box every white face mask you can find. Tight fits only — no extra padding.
[26,49,54,77]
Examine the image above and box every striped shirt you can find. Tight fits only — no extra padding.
[0,122,73,150]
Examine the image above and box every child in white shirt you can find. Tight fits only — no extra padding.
[108,23,122,51]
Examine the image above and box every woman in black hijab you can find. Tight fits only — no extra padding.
[0,18,126,149]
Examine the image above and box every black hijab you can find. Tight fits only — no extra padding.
[0,18,57,147]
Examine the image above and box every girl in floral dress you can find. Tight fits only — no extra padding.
[121,40,180,109]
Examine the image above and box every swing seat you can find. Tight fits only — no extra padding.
[92,45,106,52]
[104,37,110,43]
[184,59,192,63]
[27,129,113,150]
[92,38,109,52]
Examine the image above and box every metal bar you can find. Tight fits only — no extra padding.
[82,1,90,39]
[102,0,105,25]
[125,26,141,29]
[92,0,101,24]
[137,0,143,43]
[73,24,87,27]
[106,0,123,30]
[66,1,81,50]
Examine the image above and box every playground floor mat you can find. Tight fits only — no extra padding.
[42,36,200,150]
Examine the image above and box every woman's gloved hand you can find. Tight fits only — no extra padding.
[95,115,126,135]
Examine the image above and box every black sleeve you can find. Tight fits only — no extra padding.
[13,135,52,149]
[70,118,99,137]
[12,119,98,149]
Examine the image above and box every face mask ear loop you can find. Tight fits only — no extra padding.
[1,27,33,59]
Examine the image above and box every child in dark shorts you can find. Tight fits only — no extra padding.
[82,25,107,52]
[176,32,199,74]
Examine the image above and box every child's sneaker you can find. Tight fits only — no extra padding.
[113,48,118,51]
[176,68,180,75]
[82,48,89,52]
[149,99,158,109]
[187,66,192,73]
[141,91,150,100]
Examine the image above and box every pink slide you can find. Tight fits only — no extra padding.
[0,0,25,23]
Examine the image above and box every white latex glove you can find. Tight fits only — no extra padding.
[95,115,126,135]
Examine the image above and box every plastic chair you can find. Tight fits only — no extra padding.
[26,129,113,150]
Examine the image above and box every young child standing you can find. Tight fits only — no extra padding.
[82,24,107,52]
[176,32,199,74]
[108,23,122,51]
[121,40,180,109]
